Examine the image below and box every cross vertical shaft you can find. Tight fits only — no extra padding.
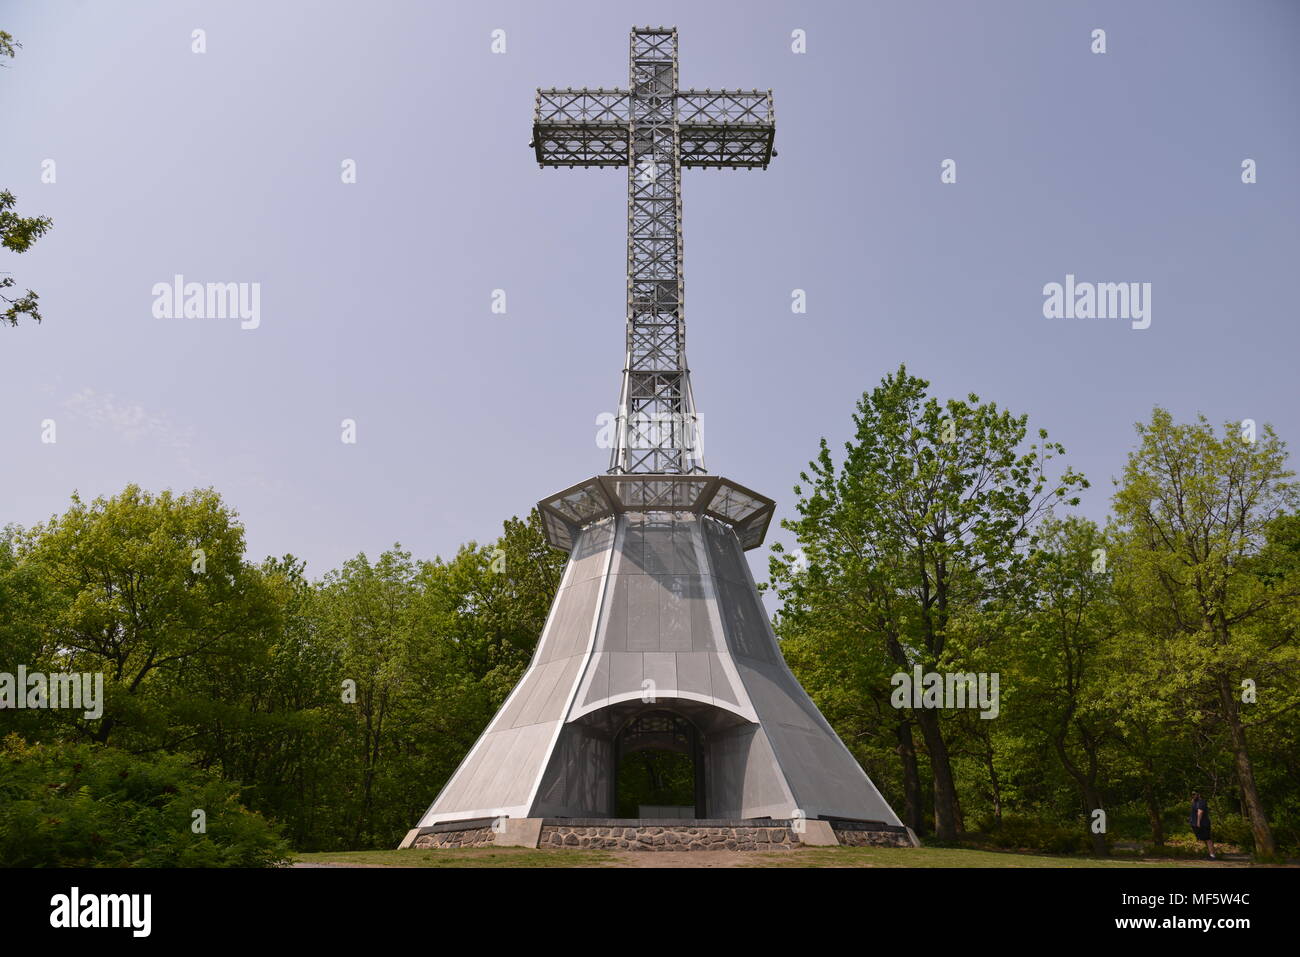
[615,27,697,474]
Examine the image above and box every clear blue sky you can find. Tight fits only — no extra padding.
[3,0,1298,594]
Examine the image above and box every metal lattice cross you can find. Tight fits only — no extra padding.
[531,26,776,475]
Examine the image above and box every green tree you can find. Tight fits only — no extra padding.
[1,33,52,327]
[177,554,349,851]
[771,366,1086,841]
[315,546,419,848]
[1011,517,1116,854]
[11,485,275,748]
[1111,409,1300,857]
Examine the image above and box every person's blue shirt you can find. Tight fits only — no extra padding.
[1190,798,1210,827]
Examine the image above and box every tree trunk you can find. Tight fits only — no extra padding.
[1143,778,1164,847]
[980,730,1003,826]
[1082,784,1108,856]
[92,715,115,745]
[914,708,960,841]
[987,759,1003,827]
[895,718,925,835]
[1217,672,1275,857]
[1053,734,1108,856]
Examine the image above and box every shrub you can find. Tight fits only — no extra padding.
[983,815,1093,854]
[1206,814,1254,851]
[0,734,291,867]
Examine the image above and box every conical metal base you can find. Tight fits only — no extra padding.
[416,480,901,828]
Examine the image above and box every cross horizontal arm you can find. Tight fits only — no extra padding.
[532,88,775,169]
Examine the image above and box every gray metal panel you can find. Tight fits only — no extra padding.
[672,521,700,572]
[705,723,790,819]
[708,652,740,706]
[717,576,777,664]
[437,723,535,815]
[532,655,585,725]
[659,575,692,651]
[621,518,645,569]
[603,575,629,651]
[530,581,570,667]
[547,577,601,660]
[642,651,677,694]
[532,723,614,818]
[703,519,745,583]
[625,574,660,651]
[643,521,674,575]
[567,546,605,585]
[469,727,538,810]
[738,728,794,813]
[676,652,712,697]
[493,634,566,722]
[511,661,566,729]
[608,650,644,697]
[689,580,718,651]
[580,652,611,707]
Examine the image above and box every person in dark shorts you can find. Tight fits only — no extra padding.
[1189,791,1215,859]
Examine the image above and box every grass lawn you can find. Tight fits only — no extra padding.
[293,847,620,868]
[290,845,1232,868]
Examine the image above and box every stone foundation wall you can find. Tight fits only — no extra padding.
[407,818,914,851]
[539,823,797,851]
[832,826,913,847]
[412,825,495,849]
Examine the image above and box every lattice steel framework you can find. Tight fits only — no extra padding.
[531,27,776,474]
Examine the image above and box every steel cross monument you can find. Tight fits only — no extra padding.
[532,26,775,475]
[407,27,905,843]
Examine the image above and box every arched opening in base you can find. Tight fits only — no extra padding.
[613,710,706,819]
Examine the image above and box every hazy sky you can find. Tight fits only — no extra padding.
[3,0,1298,595]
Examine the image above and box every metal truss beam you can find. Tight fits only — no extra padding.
[533,89,775,169]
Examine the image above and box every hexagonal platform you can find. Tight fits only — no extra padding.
[537,473,775,552]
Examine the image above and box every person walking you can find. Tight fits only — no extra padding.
[1189,791,1215,860]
